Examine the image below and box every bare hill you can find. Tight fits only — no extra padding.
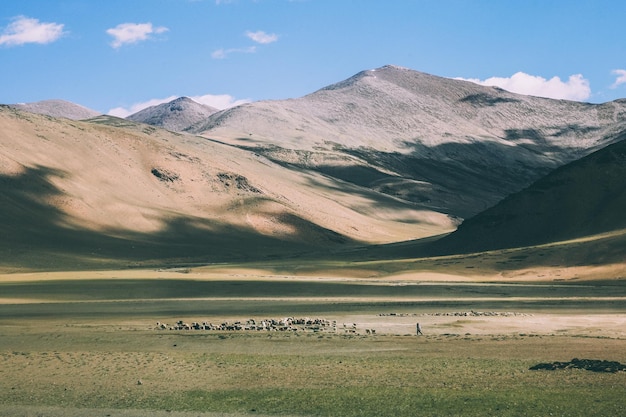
[126,97,218,132]
[0,106,455,272]
[194,65,626,218]
[10,99,100,120]
[430,134,626,254]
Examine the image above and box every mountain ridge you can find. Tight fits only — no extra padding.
[192,65,626,218]
[10,99,101,120]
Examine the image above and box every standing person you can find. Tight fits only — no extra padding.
[416,322,423,335]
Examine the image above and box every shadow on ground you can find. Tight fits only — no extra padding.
[0,165,352,271]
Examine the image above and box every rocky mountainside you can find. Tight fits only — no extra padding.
[430,134,626,254]
[126,97,218,132]
[193,65,626,218]
[10,99,101,120]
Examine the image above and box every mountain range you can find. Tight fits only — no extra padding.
[2,65,625,272]
[191,65,626,218]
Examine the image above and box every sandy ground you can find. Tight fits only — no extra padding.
[124,312,626,339]
[345,312,626,338]
[2,260,625,283]
[6,311,619,339]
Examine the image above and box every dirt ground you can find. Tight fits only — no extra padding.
[335,311,626,338]
[1,267,624,416]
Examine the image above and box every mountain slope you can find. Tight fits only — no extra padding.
[2,66,626,272]
[10,99,101,120]
[126,97,218,132]
[193,65,626,218]
[0,105,455,272]
[430,134,626,254]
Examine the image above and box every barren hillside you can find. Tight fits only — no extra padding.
[194,65,626,217]
[0,106,454,272]
[430,134,626,254]
[2,66,625,272]
[10,99,101,120]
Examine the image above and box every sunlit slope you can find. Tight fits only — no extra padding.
[10,99,101,120]
[194,65,626,218]
[431,135,626,255]
[0,106,455,272]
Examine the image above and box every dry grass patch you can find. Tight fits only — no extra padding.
[0,326,624,416]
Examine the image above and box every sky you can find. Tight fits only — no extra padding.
[1,0,625,117]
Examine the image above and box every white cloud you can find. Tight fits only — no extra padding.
[0,16,65,46]
[245,30,278,44]
[107,94,250,118]
[611,69,626,89]
[457,72,591,101]
[211,48,227,59]
[211,46,256,59]
[190,93,251,109]
[108,96,177,118]
[106,22,169,49]
[211,30,276,60]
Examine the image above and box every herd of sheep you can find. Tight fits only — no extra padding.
[155,317,370,334]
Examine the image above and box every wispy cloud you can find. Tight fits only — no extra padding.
[0,16,66,46]
[211,46,256,59]
[611,69,626,89]
[106,22,169,49]
[457,72,591,101]
[245,30,278,44]
[212,29,277,59]
[107,94,250,118]
[191,93,251,109]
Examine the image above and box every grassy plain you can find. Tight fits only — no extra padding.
[1,254,625,416]
[1,327,625,417]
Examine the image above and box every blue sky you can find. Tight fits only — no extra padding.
[1,0,625,116]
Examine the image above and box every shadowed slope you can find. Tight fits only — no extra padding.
[431,135,626,254]
[0,164,351,271]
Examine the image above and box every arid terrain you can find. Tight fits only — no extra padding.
[1,254,624,416]
[1,66,625,416]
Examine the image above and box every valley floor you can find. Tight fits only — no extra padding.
[0,267,625,416]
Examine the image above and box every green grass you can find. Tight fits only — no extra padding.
[1,328,625,416]
[164,385,624,417]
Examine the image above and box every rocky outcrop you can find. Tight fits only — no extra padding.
[530,358,626,373]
